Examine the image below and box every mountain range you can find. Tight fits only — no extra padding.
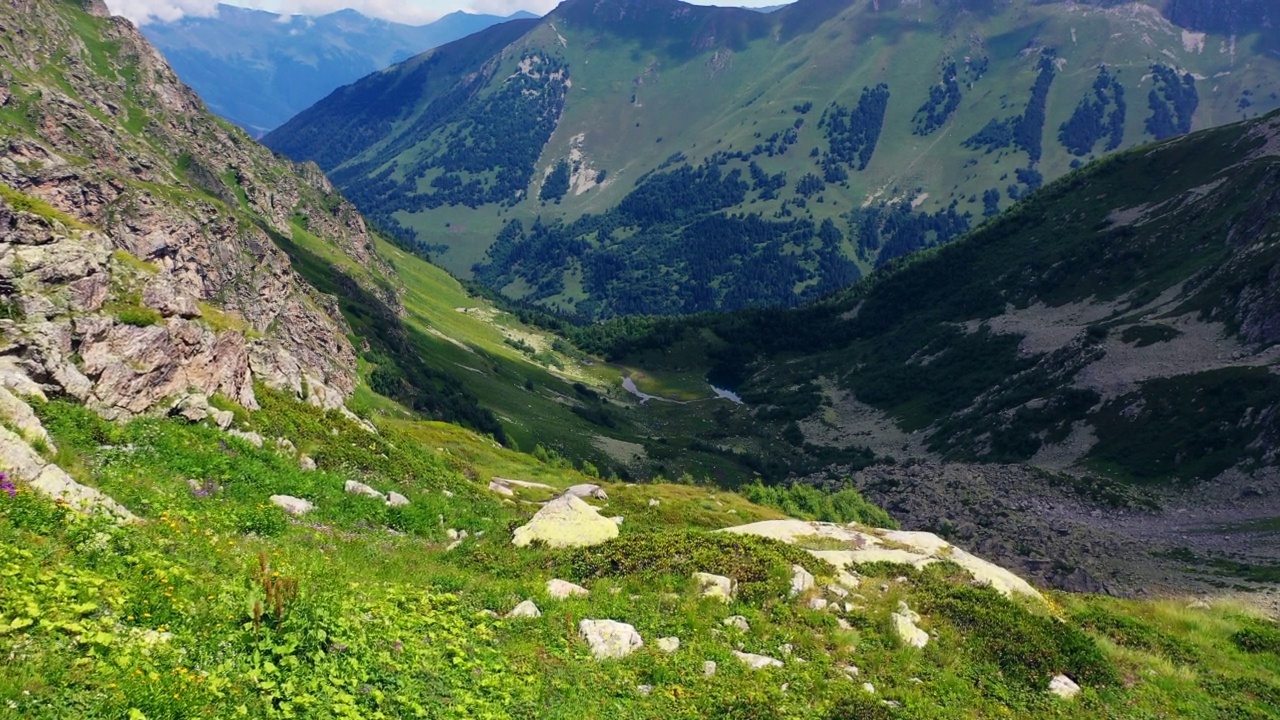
[141,4,538,136]
[267,0,1280,319]
[2,1,1280,717]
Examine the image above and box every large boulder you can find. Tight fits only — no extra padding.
[892,601,929,649]
[512,494,619,549]
[578,619,644,659]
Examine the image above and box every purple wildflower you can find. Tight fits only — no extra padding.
[1,473,15,498]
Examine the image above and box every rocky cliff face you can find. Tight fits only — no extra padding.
[0,0,377,417]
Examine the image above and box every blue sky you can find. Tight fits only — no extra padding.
[107,0,791,26]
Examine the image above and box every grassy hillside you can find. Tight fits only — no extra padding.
[267,0,1280,319]
[5,390,1280,719]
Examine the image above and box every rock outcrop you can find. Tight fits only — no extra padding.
[511,493,619,549]
[0,0,374,424]
[720,519,1044,602]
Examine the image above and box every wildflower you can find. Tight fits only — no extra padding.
[1,473,14,498]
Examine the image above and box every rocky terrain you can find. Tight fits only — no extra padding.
[0,0,372,419]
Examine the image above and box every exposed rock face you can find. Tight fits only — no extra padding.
[511,494,620,549]
[0,0,370,420]
[720,519,1044,602]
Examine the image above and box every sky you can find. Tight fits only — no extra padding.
[105,0,790,26]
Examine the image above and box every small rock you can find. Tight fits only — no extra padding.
[269,494,313,516]
[564,483,608,500]
[656,636,680,653]
[840,664,859,678]
[546,578,590,599]
[442,489,455,498]
[778,643,793,656]
[648,498,661,507]
[862,682,876,694]
[227,429,264,448]
[789,564,815,597]
[344,480,384,500]
[299,455,317,471]
[636,684,653,696]
[836,618,853,631]
[703,660,717,677]
[506,600,541,619]
[827,584,850,599]
[722,615,750,632]
[488,480,515,497]
[694,572,737,602]
[807,597,829,611]
[386,491,409,507]
[170,394,211,424]
[446,540,463,551]
[733,651,783,669]
[610,516,624,525]
[579,619,644,659]
[1048,674,1080,700]
[275,437,296,454]
[892,607,929,649]
[210,409,234,430]
[446,529,460,541]
[1186,599,1211,610]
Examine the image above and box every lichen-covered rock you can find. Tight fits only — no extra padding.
[578,619,643,660]
[511,494,619,549]
[694,571,737,602]
[656,636,680,653]
[892,603,929,649]
[722,615,750,632]
[386,491,409,507]
[721,519,1043,602]
[344,480,384,500]
[546,578,589,599]
[269,494,313,516]
[790,564,815,597]
[733,651,783,669]
[506,600,541,619]
[564,483,608,500]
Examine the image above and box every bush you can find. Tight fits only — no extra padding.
[561,529,831,602]
[1232,619,1280,655]
[1072,604,1199,664]
[116,305,162,327]
[919,579,1118,689]
[740,481,897,528]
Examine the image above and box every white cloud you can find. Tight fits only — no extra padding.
[107,0,789,27]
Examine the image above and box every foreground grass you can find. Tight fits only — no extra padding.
[1,394,1278,719]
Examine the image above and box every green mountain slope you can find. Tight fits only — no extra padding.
[267,0,1280,318]
[3,4,1280,718]
[568,108,1280,593]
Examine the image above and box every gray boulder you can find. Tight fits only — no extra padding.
[269,494,313,516]
[579,619,644,660]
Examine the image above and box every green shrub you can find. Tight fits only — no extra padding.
[825,694,899,720]
[234,503,289,536]
[1072,604,1199,664]
[919,579,1118,689]
[740,481,897,528]
[560,529,832,602]
[116,305,162,327]
[0,483,70,534]
[1231,619,1280,655]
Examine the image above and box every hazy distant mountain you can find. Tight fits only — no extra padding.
[142,4,539,135]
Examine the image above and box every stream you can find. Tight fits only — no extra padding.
[620,376,744,405]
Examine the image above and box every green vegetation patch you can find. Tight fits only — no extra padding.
[0,182,93,231]
[561,529,832,602]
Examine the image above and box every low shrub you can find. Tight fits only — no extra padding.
[560,529,832,602]
[1231,618,1280,655]
[919,579,1118,689]
[1072,604,1199,664]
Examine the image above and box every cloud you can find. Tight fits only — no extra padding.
[107,0,788,27]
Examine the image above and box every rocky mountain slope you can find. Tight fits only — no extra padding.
[267,0,1280,318]
[0,0,370,418]
[140,4,538,136]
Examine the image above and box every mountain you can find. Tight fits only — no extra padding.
[140,4,539,136]
[567,107,1280,595]
[3,3,1280,719]
[267,0,1280,319]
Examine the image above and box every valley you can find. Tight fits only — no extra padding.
[1,0,1280,717]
